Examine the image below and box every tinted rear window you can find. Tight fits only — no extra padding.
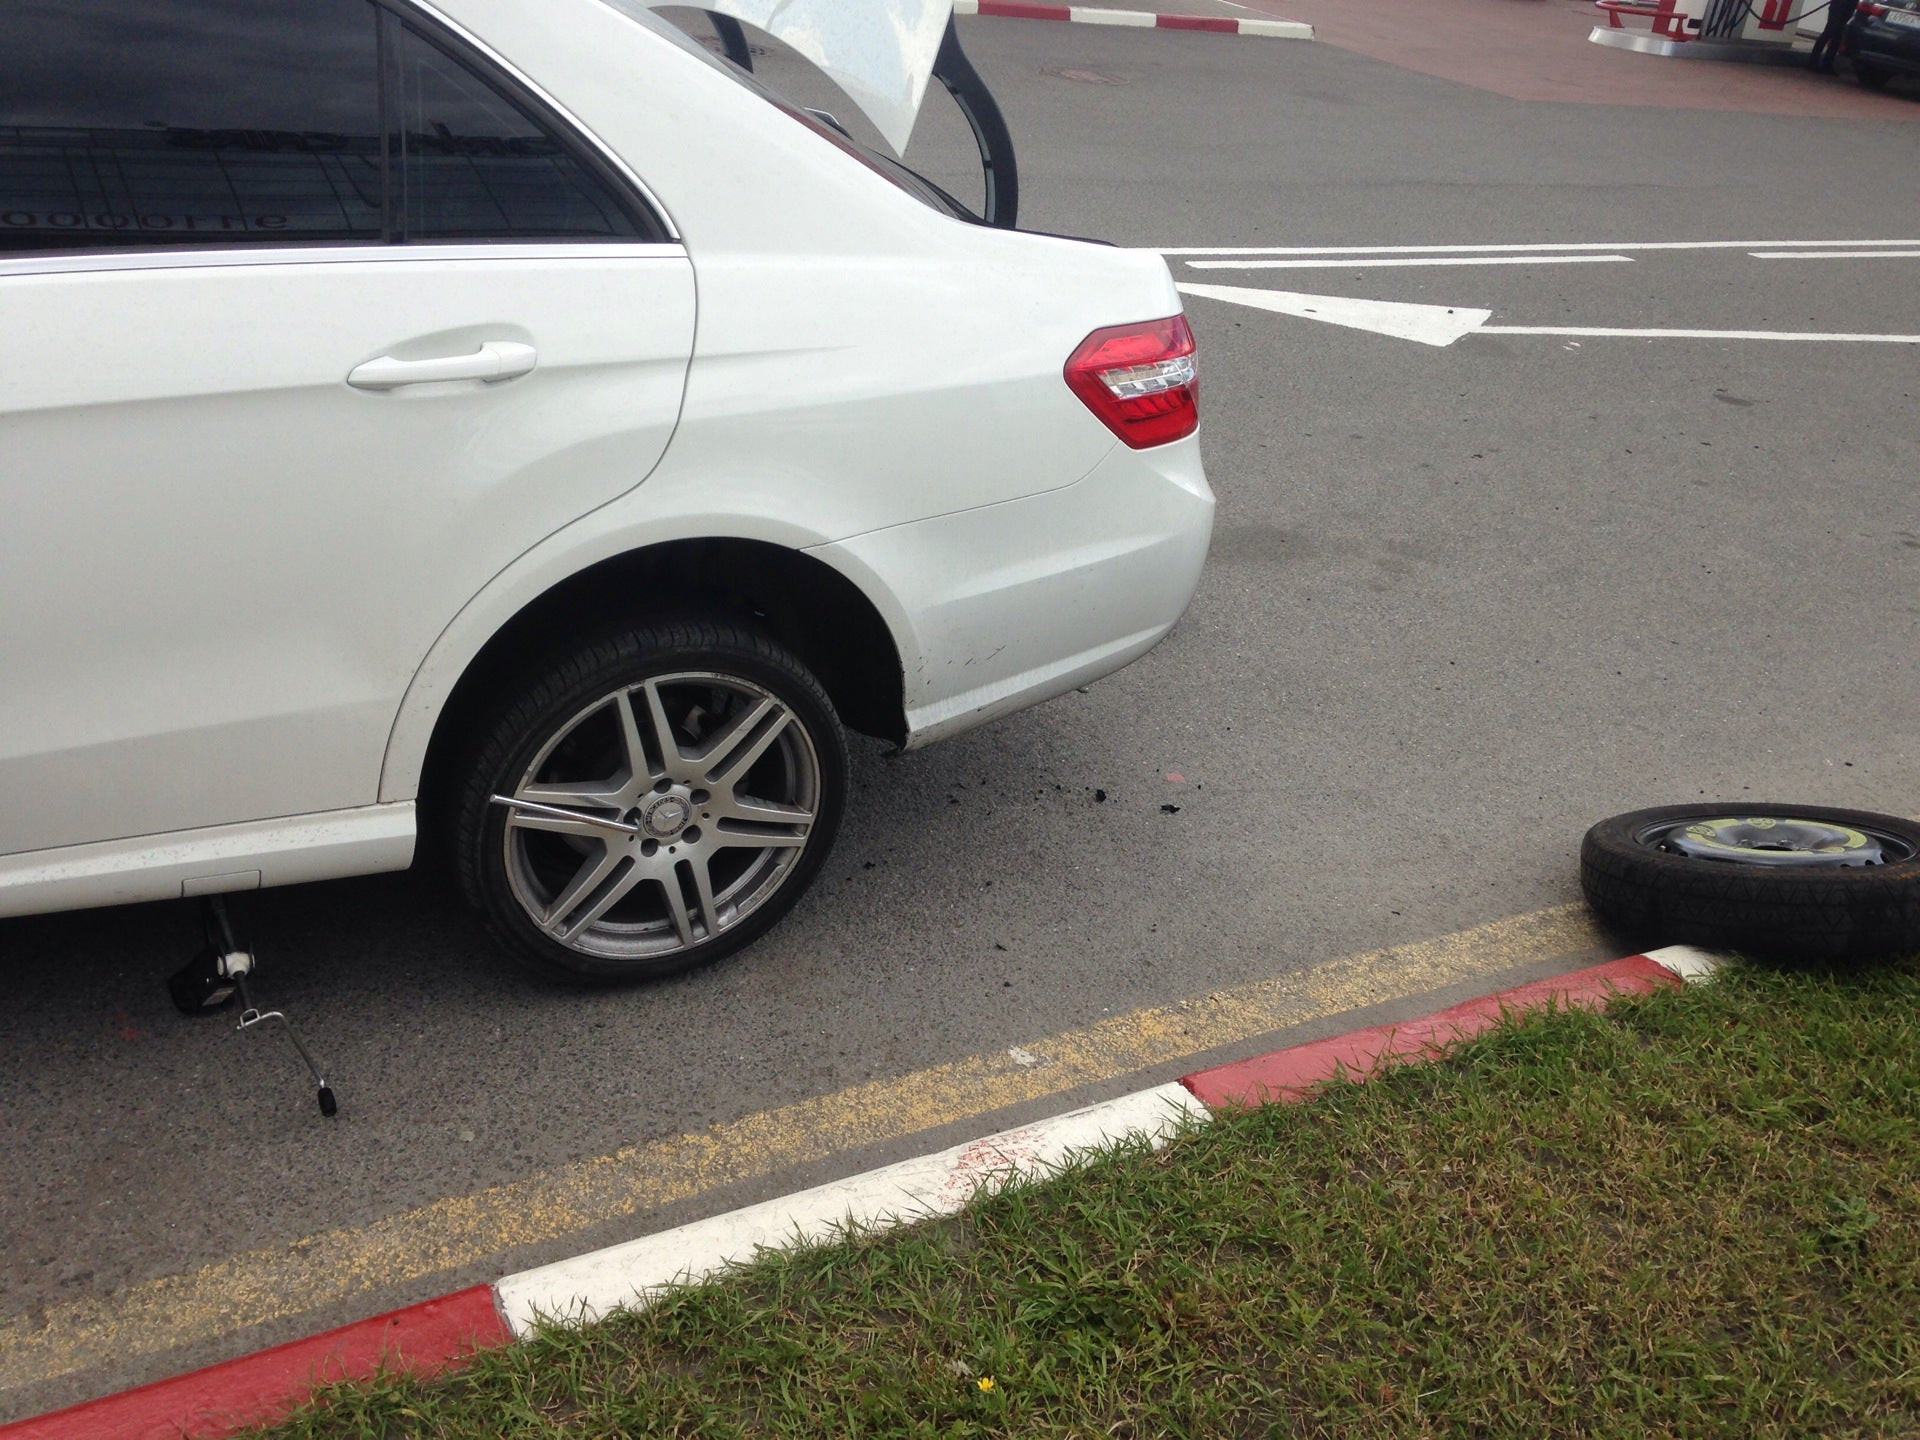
[0,0,661,254]
[0,0,384,249]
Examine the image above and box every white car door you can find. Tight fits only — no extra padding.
[0,0,694,856]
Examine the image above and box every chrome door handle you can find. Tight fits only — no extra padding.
[347,340,537,390]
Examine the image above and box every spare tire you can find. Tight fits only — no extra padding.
[1580,803,1920,962]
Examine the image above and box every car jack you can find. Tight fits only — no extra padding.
[167,896,338,1117]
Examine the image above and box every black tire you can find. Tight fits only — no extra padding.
[1580,803,1920,962]
[448,618,847,984]
[1856,61,1890,89]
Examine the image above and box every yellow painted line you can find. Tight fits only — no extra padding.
[0,903,1600,1393]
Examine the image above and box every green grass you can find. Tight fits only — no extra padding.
[259,956,1920,1439]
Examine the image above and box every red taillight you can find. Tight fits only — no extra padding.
[1860,2,1887,14]
[1063,314,1199,449]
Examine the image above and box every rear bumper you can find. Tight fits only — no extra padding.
[1850,45,1920,71]
[810,434,1214,749]
[1847,20,1920,67]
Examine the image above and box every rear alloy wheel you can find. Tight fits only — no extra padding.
[1580,802,1920,962]
[452,620,846,983]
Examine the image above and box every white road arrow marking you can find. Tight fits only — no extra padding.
[1179,282,1920,348]
[1176,282,1491,347]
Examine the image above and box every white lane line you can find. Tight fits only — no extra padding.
[1643,945,1727,982]
[1152,239,1920,256]
[495,1082,1208,1336]
[1186,255,1634,270]
[1480,325,1920,342]
[1750,249,1920,260]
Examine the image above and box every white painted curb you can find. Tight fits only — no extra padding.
[495,1081,1209,1335]
[1238,17,1315,35]
[1643,944,1727,982]
[1070,6,1157,25]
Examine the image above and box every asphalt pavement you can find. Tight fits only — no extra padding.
[3,12,1917,1421]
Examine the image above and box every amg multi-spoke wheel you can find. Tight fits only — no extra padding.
[451,620,846,982]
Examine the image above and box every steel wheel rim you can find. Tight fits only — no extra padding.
[494,671,821,960]
[1636,815,1916,869]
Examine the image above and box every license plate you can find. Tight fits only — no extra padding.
[1887,9,1920,27]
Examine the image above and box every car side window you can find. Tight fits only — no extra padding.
[389,21,647,242]
[0,0,384,252]
[0,0,663,256]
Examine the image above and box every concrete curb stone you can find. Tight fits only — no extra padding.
[953,0,1315,40]
[1,945,1721,1439]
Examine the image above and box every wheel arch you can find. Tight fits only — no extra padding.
[391,537,908,822]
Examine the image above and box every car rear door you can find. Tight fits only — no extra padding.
[0,0,695,856]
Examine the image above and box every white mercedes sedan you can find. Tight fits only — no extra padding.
[0,0,1213,982]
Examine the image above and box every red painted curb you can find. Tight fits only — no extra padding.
[1155,12,1239,29]
[0,1286,509,1440]
[975,0,1074,18]
[1181,954,1678,1108]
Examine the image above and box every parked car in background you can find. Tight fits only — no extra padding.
[1847,0,1920,86]
[0,0,1212,982]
